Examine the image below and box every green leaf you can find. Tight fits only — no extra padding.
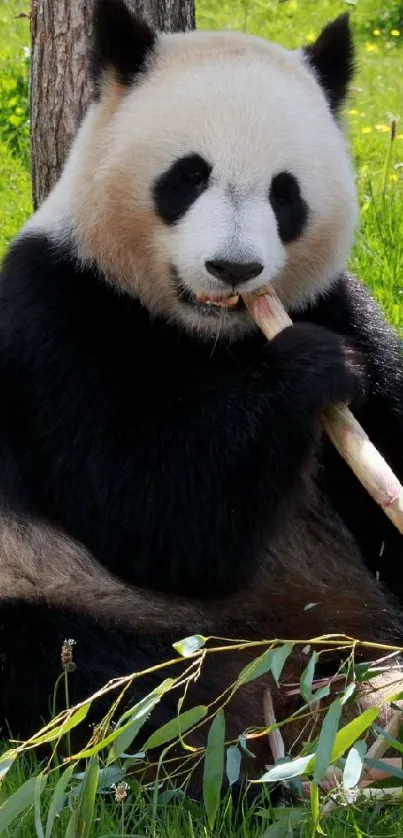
[108,693,161,762]
[368,776,403,790]
[34,772,47,838]
[343,740,367,789]
[29,702,91,746]
[300,651,318,702]
[143,705,207,750]
[364,757,403,781]
[238,735,255,759]
[237,648,274,685]
[262,809,305,837]
[115,679,175,729]
[311,685,330,703]
[45,764,76,838]
[330,706,379,762]
[271,643,293,687]
[352,662,388,682]
[66,757,99,838]
[173,635,206,657]
[0,773,47,833]
[203,709,226,829]
[258,754,313,783]
[310,782,325,834]
[0,751,16,783]
[74,687,168,760]
[372,724,403,755]
[226,746,241,787]
[313,699,342,783]
[340,682,356,705]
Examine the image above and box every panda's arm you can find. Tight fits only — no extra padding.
[6,326,362,600]
[300,273,403,593]
[301,273,403,468]
[0,238,361,599]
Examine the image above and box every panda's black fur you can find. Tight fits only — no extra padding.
[1,0,403,773]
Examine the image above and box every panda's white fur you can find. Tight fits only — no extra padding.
[26,28,358,339]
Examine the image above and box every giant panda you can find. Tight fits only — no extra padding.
[1,0,403,775]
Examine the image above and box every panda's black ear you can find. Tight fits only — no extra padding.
[89,0,156,98]
[303,14,355,114]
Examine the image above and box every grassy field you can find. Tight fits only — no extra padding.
[1,0,403,835]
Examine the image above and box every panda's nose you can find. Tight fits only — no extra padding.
[205,260,264,286]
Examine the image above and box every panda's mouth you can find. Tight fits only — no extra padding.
[177,283,245,315]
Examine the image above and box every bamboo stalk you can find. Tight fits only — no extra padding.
[243,289,403,536]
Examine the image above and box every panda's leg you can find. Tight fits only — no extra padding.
[0,598,278,804]
[0,598,178,746]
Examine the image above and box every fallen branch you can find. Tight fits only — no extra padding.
[243,289,403,535]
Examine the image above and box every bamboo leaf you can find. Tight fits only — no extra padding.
[343,740,367,789]
[143,705,207,750]
[330,706,379,762]
[73,687,170,761]
[312,685,330,702]
[258,754,313,783]
[108,694,161,762]
[203,709,225,829]
[226,746,241,787]
[340,682,356,705]
[313,699,342,783]
[173,635,206,657]
[45,764,76,838]
[300,651,318,702]
[28,702,91,746]
[364,757,403,781]
[372,724,403,755]
[271,643,293,687]
[237,648,274,685]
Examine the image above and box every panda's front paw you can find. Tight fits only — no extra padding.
[269,323,367,412]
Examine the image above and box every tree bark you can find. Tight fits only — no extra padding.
[30,0,195,210]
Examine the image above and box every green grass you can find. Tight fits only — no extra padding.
[2,754,403,838]
[3,637,403,837]
[1,0,403,835]
[0,0,32,248]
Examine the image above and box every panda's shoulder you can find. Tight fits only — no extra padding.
[295,273,381,335]
[0,232,144,347]
[1,232,98,308]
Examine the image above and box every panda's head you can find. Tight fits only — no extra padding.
[38,0,359,339]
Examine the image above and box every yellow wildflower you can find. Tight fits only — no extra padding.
[362,127,372,134]
[389,173,399,183]
[373,29,380,36]
[365,43,379,52]
[348,109,359,116]
[396,134,403,140]
[391,29,400,36]
[375,124,390,133]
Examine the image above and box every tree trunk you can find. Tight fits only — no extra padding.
[30,0,195,210]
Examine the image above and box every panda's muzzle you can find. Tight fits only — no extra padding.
[204,259,264,286]
[176,282,245,314]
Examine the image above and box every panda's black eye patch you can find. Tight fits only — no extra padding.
[153,154,212,225]
[269,171,308,244]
